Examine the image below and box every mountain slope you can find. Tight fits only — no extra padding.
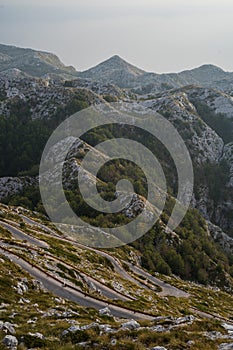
[1,43,233,94]
[79,54,233,94]
[0,203,233,350]
[1,44,233,349]
[0,44,77,78]
[79,55,145,88]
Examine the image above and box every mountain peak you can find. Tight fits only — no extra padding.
[203,63,222,69]
[195,63,225,73]
[179,63,229,85]
[79,55,145,87]
[105,54,134,65]
[108,54,123,61]
[85,54,144,72]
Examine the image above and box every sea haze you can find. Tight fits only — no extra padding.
[0,0,233,72]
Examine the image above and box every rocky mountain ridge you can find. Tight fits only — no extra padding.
[78,55,233,94]
[0,44,77,79]
[0,48,232,256]
[0,43,233,350]
[1,51,233,236]
[2,43,233,94]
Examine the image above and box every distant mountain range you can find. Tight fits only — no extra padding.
[1,43,233,93]
[79,55,233,93]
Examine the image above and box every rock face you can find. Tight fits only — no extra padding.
[0,75,101,120]
[141,89,233,237]
[186,86,233,118]
[1,43,233,94]
[222,143,233,187]
[142,92,224,165]
[0,45,233,266]
[208,222,233,255]
[0,176,38,201]
[64,78,134,101]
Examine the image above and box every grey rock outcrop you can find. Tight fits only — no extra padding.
[208,222,233,255]
[2,335,18,350]
[0,321,16,334]
[0,177,38,201]
[142,92,224,165]
[121,319,140,330]
[219,343,233,350]
[99,307,112,316]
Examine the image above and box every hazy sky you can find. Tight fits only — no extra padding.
[1,0,233,72]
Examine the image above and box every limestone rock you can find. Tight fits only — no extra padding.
[121,319,140,330]
[219,343,233,350]
[2,335,18,350]
[99,307,112,316]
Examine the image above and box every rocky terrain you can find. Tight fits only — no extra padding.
[0,204,233,350]
[0,44,77,79]
[0,43,233,349]
[78,56,233,94]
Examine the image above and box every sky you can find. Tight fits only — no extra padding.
[0,0,233,73]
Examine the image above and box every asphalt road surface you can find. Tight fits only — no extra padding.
[126,262,189,298]
[0,221,49,248]
[0,248,154,320]
[19,215,190,297]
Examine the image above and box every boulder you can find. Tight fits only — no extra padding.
[0,321,16,334]
[151,325,167,332]
[2,335,18,349]
[80,323,99,331]
[205,331,224,340]
[99,324,113,333]
[121,319,140,330]
[175,315,195,324]
[28,332,44,339]
[222,323,233,336]
[219,344,233,350]
[61,325,80,337]
[99,307,112,316]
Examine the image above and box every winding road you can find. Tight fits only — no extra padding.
[0,222,134,302]
[1,214,233,325]
[0,216,190,318]
[126,262,189,297]
[19,215,189,297]
[0,221,49,248]
[0,247,154,320]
